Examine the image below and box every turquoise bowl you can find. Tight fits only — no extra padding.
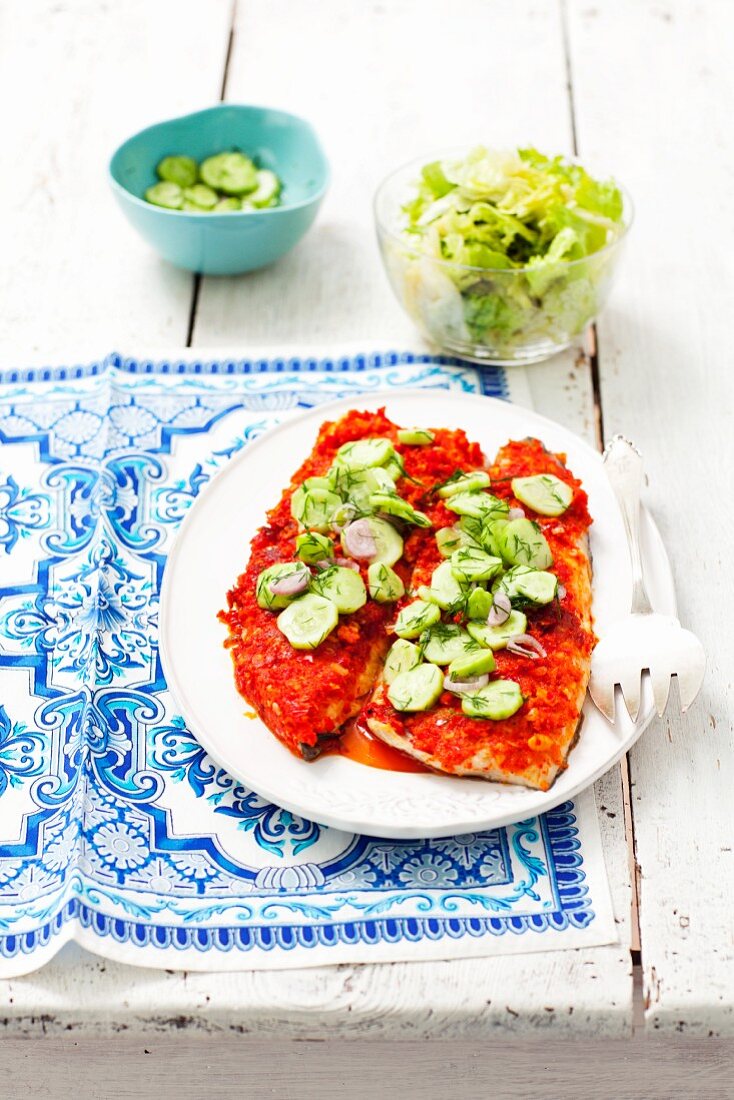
[109,105,329,275]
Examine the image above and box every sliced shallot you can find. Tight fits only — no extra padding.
[508,506,525,520]
[335,556,361,572]
[487,590,512,626]
[443,673,490,695]
[343,518,377,560]
[507,633,547,659]
[269,568,310,597]
[330,503,357,533]
[557,584,566,600]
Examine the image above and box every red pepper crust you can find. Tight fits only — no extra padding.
[363,439,595,791]
[219,410,482,758]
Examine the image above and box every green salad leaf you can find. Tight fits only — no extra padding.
[396,146,627,355]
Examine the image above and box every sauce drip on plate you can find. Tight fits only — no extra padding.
[337,716,428,773]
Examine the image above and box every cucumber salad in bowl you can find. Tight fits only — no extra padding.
[374,147,630,364]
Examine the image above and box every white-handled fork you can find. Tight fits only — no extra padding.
[588,435,706,723]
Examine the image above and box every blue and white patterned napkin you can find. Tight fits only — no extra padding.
[0,347,616,975]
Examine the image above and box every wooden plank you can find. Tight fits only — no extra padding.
[565,0,734,1034]
[0,0,232,364]
[193,0,574,346]
[4,1036,734,1100]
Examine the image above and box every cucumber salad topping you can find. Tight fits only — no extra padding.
[254,432,574,727]
[256,435,431,652]
[381,464,574,722]
[145,151,282,213]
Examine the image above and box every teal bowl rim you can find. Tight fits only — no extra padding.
[108,104,330,220]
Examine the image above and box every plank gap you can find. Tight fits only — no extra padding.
[586,322,605,447]
[561,0,638,998]
[621,754,642,954]
[220,0,238,99]
[186,0,238,348]
[559,0,579,155]
[185,276,202,348]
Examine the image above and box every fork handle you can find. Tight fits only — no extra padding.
[603,435,654,615]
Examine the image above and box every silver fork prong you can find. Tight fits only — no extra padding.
[649,664,671,717]
[676,646,706,712]
[591,439,706,728]
[619,670,642,722]
[589,671,616,722]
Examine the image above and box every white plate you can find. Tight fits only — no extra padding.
[160,390,674,839]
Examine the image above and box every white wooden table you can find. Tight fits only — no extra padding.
[1,0,732,1093]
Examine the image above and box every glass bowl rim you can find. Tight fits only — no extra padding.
[373,147,634,277]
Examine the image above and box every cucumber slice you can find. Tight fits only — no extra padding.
[295,531,334,564]
[456,514,488,547]
[200,152,258,196]
[462,680,524,720]
[250,168,281,207]
[182,184,218,210]
[310,565,367,614]
[420,560,466,611]
[436,470,491,498]
[388,663,444,712]
[450,547,503,583]
[303,476,333,492]
[383,455,406,482]
[341,516,404,567]
[214,197,241,212]
[291,485,342,532]
[277,593,338,650]
[467,611,528,650]
[447,647,496,679]
[466,587,492,620]
[383,639,421,684]
[145,181,183,210]
[393,599,441,639]
[256,562,311,610]
[422,624,475,665]
[445,492,509,521]
[368,492,431,528]
[157,156,198,189]
[365,466,396,493]
[497,566,558,605]
[493,565,535,597]
[458,514,504,557]
[397,427,434,445]
[335,437,395,470]
[481,519,506,557]
[512,474,573,517]
[328,466,392,511]
[496,518,553,569]
[516,570,558,604]
[368,562,405,603]
[436,526,478,558]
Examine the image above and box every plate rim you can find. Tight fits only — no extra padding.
[159,387,673,838]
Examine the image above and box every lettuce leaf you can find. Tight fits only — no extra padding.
[396,146,627,354]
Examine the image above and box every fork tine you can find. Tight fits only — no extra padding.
[676,646,706,712]
[619,670,642,722]
[649,665,671,717]
[589,672,616,722]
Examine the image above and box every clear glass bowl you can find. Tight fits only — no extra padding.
[374,154,632,366]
